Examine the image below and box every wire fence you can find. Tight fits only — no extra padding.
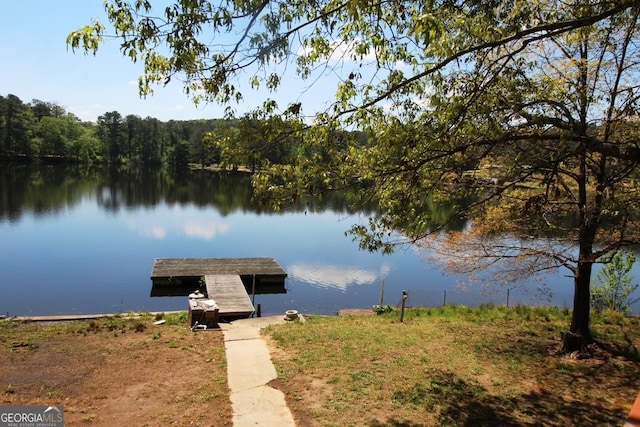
[380,286,577,312]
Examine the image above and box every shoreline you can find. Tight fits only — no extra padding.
[2,310,185,322]
[3,308,375,323]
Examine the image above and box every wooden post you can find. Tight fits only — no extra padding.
[400,290,408,322]
[256,303,262,318]
[251,274,256,303]
[379,279,385,305]
[443,290,447,306]
[251,275,256,317]
[506,288,510,308]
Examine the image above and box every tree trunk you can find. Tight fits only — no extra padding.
[563,260,593,353]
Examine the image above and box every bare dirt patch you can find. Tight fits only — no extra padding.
[0,318,232,426]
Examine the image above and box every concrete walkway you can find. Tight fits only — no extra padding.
[220,316,296,427]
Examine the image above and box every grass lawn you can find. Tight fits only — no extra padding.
[265,305,640,426]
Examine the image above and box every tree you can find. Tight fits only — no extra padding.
[140,117,164,165]
[206,123,244,171]
[0,94,34,157]
[69,0,640,352]
[209,120,260,172]
[166,138,190,169]
[69,122,101,163]
[33,116,68,157]
[97,111,124,163]
[30,100,66,121]
[592,251,640,315]
[30,99,54,121]
[124,114,142,162]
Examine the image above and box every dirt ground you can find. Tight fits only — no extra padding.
[0,318,233,426]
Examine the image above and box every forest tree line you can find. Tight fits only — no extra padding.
[0,93,305,169]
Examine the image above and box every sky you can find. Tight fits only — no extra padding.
[0,1,337,123]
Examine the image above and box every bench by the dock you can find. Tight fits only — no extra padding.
[150,257,287,321]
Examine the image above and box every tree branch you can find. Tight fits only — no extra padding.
[336,1,636,117]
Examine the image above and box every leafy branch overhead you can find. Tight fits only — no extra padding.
[69,1,640,352]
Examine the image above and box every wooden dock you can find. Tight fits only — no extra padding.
[150,257,287,319]
[204,275,254,317]
[150,257,287,282]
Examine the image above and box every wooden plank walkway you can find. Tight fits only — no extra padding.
[205,275,254,317]
[150,257,287,281]
[150,257,287,319]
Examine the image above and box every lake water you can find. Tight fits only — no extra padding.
[0,164,631,317]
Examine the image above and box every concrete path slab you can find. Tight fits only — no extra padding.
[221,316,296,427]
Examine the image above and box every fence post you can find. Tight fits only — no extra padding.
[400,290,408,322]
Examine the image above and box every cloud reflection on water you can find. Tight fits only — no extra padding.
[288,262,391,291]
[183,221,230,240]
[127,217,230,240]
[140,225,167,239]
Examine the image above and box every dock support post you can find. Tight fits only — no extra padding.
[251,274,256,317]
[251,274,256,303]
[257,303,261,318]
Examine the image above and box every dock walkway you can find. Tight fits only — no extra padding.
[150,257,287,319]
[204,275,254,317]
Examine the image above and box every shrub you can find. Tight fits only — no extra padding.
[592,250,640,315]
[372,304,395,315]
